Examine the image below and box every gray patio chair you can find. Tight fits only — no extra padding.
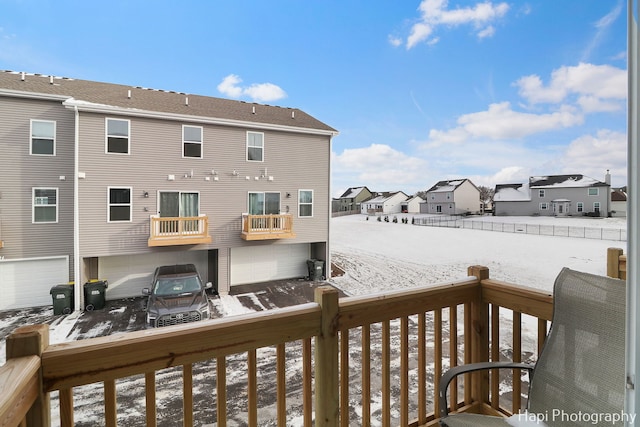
[439,267,625,426]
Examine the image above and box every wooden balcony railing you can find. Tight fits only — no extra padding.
[607,247,627,279]
[241,213,296,240]
[148,215,212,247]
[1,265,555,427]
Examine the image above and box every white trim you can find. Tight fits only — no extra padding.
[182,125,203,159]
[298,189,314,218]
[0,88,71,101]
[539,202,549,210]
[105,117,131,155]
[32,187,58,223]
[588,187,599,196]
[63,99,339,136]
[246,131,264,162]
[0,254,69,263]
[107,186,133,223]
[30,119,56,156]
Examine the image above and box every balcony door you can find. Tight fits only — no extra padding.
[248,192,280,215]
[159,191,199,217]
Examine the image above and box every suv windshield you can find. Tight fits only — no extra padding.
[153,276,202,296]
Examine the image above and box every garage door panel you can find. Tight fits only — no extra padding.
[0,257,69,310]
[231,243,309,286]
[100,251,207,300]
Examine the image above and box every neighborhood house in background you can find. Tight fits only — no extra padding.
[493,173,612,217]
[0,71,337,311]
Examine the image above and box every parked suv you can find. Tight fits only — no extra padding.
[143,264,213,328]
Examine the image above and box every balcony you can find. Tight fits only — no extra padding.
[241,213,296,240]
[1,264,564,427]
[148,215,212,247]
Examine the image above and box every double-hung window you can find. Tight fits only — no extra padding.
[31,120,56,155]
[539,189,545,198]
[539,202,548,210]
[577,202,584,213]
[108,187,132,222]
[247,132,264,162]
[106,118,130,154]
[33,188,58,223]
[183,125,203,158]
[299,190,313,217]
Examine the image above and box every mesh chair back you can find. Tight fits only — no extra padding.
[528,268,625,424]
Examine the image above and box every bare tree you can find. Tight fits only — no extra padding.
[478,185,494,214]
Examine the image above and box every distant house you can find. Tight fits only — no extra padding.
[421,179,480,215]
[493,174,611,217]
[611,187,627,218]
[401,195,426,214]
[361,191,408,215]
[332,186,373,213]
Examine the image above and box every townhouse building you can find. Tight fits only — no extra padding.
[0,71,337,310]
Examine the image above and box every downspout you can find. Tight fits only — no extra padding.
[73,105,81,311]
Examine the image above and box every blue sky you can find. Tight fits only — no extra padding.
[0,0,627,196]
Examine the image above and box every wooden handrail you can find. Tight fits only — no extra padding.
[1,267,558,426]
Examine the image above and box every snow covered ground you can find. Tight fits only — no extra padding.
[0,214,625,426]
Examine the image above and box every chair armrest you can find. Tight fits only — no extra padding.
[438,361,534,419]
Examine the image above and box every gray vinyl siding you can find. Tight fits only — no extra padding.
[495,186,610,217]
[0,96,75,277]
[76,112,330,257]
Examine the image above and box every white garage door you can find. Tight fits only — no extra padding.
[0,256,69,310]
[99,251,207,300]
[230,243,310,286]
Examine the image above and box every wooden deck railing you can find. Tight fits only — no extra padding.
[148,215,212,247]
[607,247,627,280]
[1,266,553,427]
[241,214,296,240]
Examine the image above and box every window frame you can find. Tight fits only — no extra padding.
[30,119,56,156]
[105,118,130,155]
[182,125,203,159]
[246,131,264,162]
[298,189,314,218]
[248,191,280,215]
[539,202,549,210]
[538,189,545,198]
[576,202,584,213]
[32,187,58,223]
[588,187,599,196]
[107,186,132,223]
[594,202,601,213]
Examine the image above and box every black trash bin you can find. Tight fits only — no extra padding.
[306,259,325,281]
[84,280,108,311]
[50,283,74,315]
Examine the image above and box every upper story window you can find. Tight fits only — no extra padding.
[30,120,56,155]
[539,189,545,197]
[247,132,264,162]
[106,118,130,154]
[108,187,132,222]
[33,188,58,223]
[183,125,203,158]
[588,188,599,196]
[299,190,313,217]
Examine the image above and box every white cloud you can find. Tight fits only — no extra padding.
[515,63,626,106]
[401,0,509,49]
[217,74,287,102]
[426,102,583,145]
[332,144,427,195]
[562,130,626,184]
[388,35,403,47]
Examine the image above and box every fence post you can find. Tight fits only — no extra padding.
[6,324,51,426]
[468,265,490,409]
[315,286,339,426]
[607,247,624,278]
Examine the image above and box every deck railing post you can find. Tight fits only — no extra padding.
[314,286,339,427]
[607,247,624,278]
[6,324,51,427]
[468,265,490,410]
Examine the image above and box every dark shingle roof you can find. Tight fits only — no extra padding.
[0,71,337,133]
[529,175,608,188]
